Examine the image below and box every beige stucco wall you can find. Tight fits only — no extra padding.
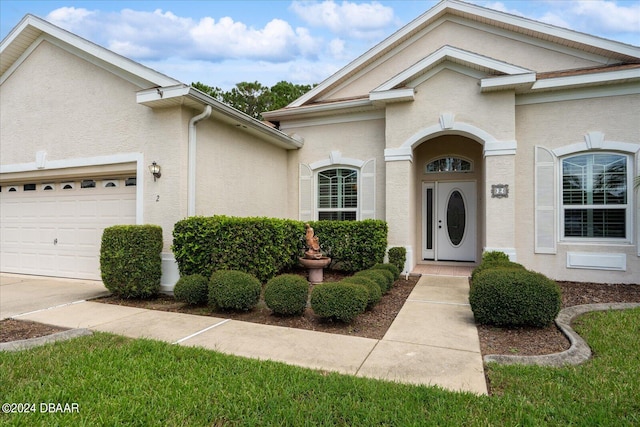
[515,93,640,284]
[0,41,188,251]
[385,70,515,149]
[325,20,603,101]
[280,116,387,220]
[194,118,290,218]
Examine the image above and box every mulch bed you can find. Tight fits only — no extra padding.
[2,274,639,358]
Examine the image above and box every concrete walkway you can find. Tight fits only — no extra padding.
[2,273,487,395]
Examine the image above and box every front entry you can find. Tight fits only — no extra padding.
[422,181,476,262]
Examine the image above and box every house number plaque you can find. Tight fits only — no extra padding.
[491,184,509,198]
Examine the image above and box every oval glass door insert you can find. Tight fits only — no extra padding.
[446,190,466,246]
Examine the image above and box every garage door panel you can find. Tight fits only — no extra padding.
[0,176,136,280]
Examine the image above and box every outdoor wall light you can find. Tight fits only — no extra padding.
[149,161,161,181]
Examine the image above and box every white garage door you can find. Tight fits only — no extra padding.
[0,177,136,280]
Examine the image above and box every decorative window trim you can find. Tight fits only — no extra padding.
[103,180,119,188]
[42,183,55,191]
[425,155,473,173]
[62,182,75,190]
[309,151,364,170]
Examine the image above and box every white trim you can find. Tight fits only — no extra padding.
[516,81,640,105]
[1,15,179,88]
[160,252,180,291]
[553,139,640,157]
[279,110,385,130]
[533,69,640,91]
[384,147,414,162]
[369,88,414,104]
[309,151,365,170]
[0,153,144,224]
[484,141,518,156]
[286,0,639,108]
[480,73,536,92]
[567,252,626,271]
[374,45,533,93]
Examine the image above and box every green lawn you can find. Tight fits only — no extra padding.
[1,308,639,426]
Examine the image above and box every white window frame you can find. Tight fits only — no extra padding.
[316,167,359,221]
[559,151,632,243]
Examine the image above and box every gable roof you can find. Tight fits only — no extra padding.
[286,0,640,109]
[1,14,180,88]
[1,14,302,149]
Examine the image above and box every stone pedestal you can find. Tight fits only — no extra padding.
[299,257,331,284]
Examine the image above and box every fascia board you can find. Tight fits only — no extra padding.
[375,46,532,92]
[369,88,415,104]
[2,15,179,88]
[532,69,640,91]
[287,1,451,108]
[481,73,536,92]
[137,85,303,149]
[263,98,374,120]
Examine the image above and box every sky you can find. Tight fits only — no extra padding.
[1,1,639,90]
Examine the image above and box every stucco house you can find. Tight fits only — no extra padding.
[1,0,639,287]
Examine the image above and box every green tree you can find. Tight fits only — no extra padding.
[190,80,315,120]
[269,80,313,111]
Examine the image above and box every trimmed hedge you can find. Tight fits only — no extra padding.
[372,263,400,280]
[355,269,393,293]
[173,274,209,305]
[469,268,562,327]
[172,216,388,281]
[100,225,163,299]
[388,247,406,274]
[309,220,387,273]
[209,270,261,311]
[264,274,309,316]
[341,276,381,309]
[471,251,526,283]
[310,282,368,323]
[173,216,302,283]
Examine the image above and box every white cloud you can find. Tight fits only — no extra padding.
[46,6,96,25]
[45,7,322,62]
[290,0,396,39]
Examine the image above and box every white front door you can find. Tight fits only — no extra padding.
[422,181,476,262]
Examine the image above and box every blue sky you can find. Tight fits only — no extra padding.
[1,1,639,89]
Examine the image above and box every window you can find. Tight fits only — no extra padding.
[561,153,629,239]
[425,157,472,173]
[317,168,358,220]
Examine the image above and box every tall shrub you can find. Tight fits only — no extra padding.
[173,216,303,283]
[310,219,387,272]
[388,247,406,274]
[100,225,163,299]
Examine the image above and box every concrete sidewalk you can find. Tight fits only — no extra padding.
[7,273,487,395]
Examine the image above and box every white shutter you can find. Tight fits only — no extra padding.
[360,159,376,219]
[299,163,314,221]
[535,146,557,254]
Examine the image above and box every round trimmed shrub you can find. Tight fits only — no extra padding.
[173,274,209,305]
[371,263,400,280]
[310,282,368,323]
[471,260,526,284]
[264,274,309,316]
[355,269,393,293]
[469,268,562,327]
[208,270,261,311]
[342,276,381,309]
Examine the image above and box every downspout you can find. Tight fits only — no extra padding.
[188,105,213,216]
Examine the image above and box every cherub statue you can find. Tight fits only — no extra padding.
[303,223,323,259]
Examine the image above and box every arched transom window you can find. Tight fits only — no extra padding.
[317,168,358,220]
[425,157,472,173]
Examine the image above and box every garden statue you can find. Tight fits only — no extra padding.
[300,223,331,284]
[303,223,322,259]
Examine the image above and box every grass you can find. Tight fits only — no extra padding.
[1,308,639,426]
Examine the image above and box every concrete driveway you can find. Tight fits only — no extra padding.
[0,274,109,320]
